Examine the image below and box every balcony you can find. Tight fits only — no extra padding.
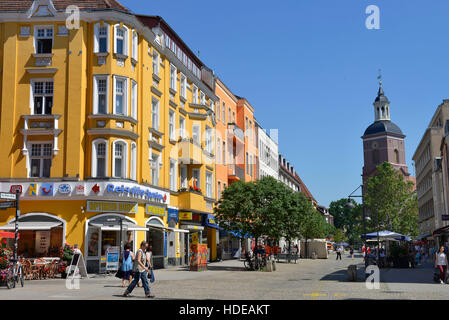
[228,164,245,182]
[178,138,203,165]
[178,189,208,212]
[227,123,244,142]
[20,114,62,155]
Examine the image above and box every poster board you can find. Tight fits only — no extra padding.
[35,231,51,255]
[189,243,208,271]
[106,246,119,271]
[67,252,88,278]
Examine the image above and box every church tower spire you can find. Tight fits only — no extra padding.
[373,80,391,121]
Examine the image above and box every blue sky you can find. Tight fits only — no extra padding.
[122,0,449,207]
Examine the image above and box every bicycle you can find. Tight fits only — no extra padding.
[6,258,24,289]
[244,252,255,271]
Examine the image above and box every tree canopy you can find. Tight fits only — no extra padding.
[363,162,418,237]
[329,198,363,245]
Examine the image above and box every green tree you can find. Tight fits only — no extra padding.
[329,198,363,245]
[300,207,329,258]
[364,162,418,237]
[332,228,346,244]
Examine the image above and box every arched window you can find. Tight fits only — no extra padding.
[394,149,400,163]
[373,149,380,164]
[112,140,128,178]
[92,139,108,178]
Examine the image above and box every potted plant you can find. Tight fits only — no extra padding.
[0,240,11,286]
[59,243,74,278]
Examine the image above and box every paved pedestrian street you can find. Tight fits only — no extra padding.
[0,252,447,300]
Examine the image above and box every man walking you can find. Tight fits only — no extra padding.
[336,246,342,260]
[123,241,154,298]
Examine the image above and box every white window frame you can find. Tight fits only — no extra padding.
[91,138,108,178]
[130,142,137,180]
[206,171,213,198]
[132,30,138,61]
[113,76,128,116]
[205,126,213,153]
[112,140,128,179]
[151,153,160,186]
[34,26,53,54]
[192,124,201,144]
[170,63,177,91]
[131,80,138,120]
[151,98,160,131]
[180,165,188,189]
[94,22,109,53]
[200,91,206,105]
[152,50,160,75]
[192,85,198,104]
[179,116,186,139]
[30,79,54,115]
[93,75,109,114]
[114,24,129,56]
[180,73,187,99]
[169,159,178,191]
[28,142,53,178]
[169,109,176,141]
[192,168,200,189]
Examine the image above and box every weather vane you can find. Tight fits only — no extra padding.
[377,69,382,86]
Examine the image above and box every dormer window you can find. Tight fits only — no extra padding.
[35,27,53,54]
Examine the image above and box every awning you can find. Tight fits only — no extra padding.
[89,223,148,232]
[180,225,204,231]
[0,221,62,231]
[171,228,189,233]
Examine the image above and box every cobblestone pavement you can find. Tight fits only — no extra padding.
[0,252,447,300]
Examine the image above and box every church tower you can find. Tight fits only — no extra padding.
[362,82,411,184]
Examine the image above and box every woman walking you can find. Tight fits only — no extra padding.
[121,243,134,287]
[435,246,448,284]
[123,241,154,298]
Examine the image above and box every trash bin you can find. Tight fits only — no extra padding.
[347,265,357,281]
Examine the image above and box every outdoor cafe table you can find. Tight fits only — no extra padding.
[29,258,60,279]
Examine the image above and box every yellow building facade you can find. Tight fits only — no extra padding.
[0,0,218,272]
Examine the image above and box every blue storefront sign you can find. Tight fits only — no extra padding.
[105,184,166,202]
[167,208,179,223]
[202,214,219,229]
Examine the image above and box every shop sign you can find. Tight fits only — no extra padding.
[87,201,138,214]
[106,246,120,271]
[204,214,219,228]
[106,184,167,202]
[179,212,192,221]
[29,184,37,196]
[168,208,179,223]
[9,185,22,194]
[92,184,100,194]
[41,183,54,196]
[58,184,72,194]
[75,184,85,195]
[146,204,165,217]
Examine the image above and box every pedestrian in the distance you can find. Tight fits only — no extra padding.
[121,243,134,288]
[336,246,342,260]
[350,246,354,260]
[435,246,448,284]
[123,241,154,298]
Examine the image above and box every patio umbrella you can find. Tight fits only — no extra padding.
[334,242,349,246]
[361,230,410,241]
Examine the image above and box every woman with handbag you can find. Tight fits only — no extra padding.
[121,243,134,287]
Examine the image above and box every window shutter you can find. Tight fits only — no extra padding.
[113,25,118,54]
[94,23,99,53]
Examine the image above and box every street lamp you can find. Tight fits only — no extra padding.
[346,185,369,270]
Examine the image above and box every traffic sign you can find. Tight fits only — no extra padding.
[0,201,16,209]
[0,193,16,200]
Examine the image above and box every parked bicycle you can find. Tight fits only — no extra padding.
[244,251,268,271]
[6,258,24,289]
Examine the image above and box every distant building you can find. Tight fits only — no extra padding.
[256,121,278,180]
[317,205,334,225]
[413,100,449,243]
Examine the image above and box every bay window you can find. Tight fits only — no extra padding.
[113,140,127,178]
[113,76,128,116]
[114,25,129,56]
[92,139,108,178]
[93,76,108,114]
[94,23,109,53]
[131,80,137,120]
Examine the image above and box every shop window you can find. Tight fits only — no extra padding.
[87,229,100,257]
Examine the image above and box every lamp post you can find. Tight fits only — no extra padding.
[346,184,368,270]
